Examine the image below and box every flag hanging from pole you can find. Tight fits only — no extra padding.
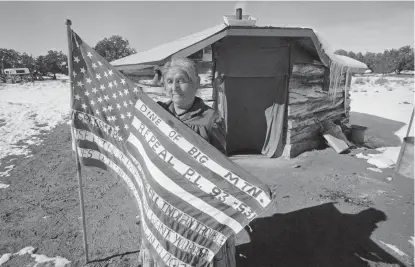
[69,29,272,267]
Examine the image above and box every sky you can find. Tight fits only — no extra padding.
[0,1,413,57]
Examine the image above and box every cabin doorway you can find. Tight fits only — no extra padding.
[214,36,290,156]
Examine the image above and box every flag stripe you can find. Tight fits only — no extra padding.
[128,124,248,226]
[75,147,214,265]
[130,117,257,222]
[75,147,193,267]
[70,30,272,267]
[128,133,244,233]
[74,128,227,247]
[128,144,235,241]
[135,99,271,208]
[133,108,264,212]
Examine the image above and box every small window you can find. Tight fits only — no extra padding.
[16,70,26,74]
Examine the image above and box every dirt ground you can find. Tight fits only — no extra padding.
[0,121,413,267]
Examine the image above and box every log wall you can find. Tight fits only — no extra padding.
[283,63,351,158]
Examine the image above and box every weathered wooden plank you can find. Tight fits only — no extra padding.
[287,110,346,129]
[282,139,325,158]
[289,77,325,87]
[288,96,344,117]
[286,123,322,144]
[291,64,325,77]
[289,88,344,102]
[289,83,324,92]
[289,92,346,105]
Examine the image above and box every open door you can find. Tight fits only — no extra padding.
[214,37,289,156]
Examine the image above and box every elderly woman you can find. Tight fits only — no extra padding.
[139,57,235,267]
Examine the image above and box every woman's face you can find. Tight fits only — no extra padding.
[164,67,199,109]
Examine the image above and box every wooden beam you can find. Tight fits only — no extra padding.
[288,97,344,117]
[287,110,346,129]
[282,139,324,158]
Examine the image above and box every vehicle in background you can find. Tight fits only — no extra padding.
[1,68,33,83]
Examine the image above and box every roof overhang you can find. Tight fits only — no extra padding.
[111,25,367,73]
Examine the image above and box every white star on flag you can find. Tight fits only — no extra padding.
[69,29,273,267]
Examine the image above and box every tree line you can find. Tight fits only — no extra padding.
[0,35,136,79]
[334,45,414,74]
[2,35,413,78]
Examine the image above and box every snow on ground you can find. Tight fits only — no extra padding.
[0,80,70,176]
[0,73,412,182]
[0,246,70,266]
[350,74,414,170]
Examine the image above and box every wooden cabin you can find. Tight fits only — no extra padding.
[111,10,367,158]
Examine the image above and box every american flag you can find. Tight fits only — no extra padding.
[70,29,272,267]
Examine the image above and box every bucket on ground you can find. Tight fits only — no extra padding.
[350,125,367,145]
[395,136,414,179]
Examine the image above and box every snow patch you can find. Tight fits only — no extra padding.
[350,75,414,169]
[0,165,15,177]
[365,147,401,169]
[15,246,36,256]
[355,153,370,160]
[0,246,70,267]
[0,183,10,189]
[31,254,71,267]
[367,167,382,173]
[0,253,12,265]
[0,81,70,162]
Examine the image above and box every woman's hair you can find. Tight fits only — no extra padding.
[161,57,198,84]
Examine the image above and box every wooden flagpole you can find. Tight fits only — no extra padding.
[65,19,89,264]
